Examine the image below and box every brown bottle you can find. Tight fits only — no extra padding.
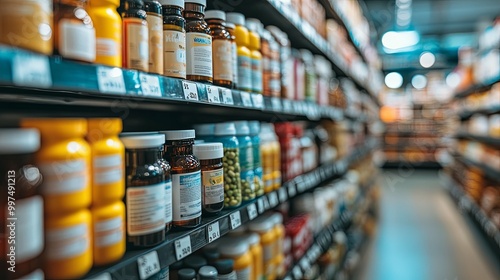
[205,10,233,88]
[193,143,224,214]
[118,0,149,71]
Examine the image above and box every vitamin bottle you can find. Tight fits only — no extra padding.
[259,124,274,193]
[0,129,44,280]
[246,233,264,280]
[145,0,163,74]
[267,26,291,99]
[161,0,186,78]
[178,268,197,280]
[162,130,202,228]
[219,238,253,280]
[225,22,238,88]
[249,121,264,197]
[120,134,166,247]
[214,259,237,280]
[233,121,256,202]
[301,49,317,102]
[226,13,251,92]
[91,201,126,265]
[246,19,263,94]
[206,10,233,88]
[158,143,173,233]
[119,0,149,71]
[261,28,271,96]
[271,212,285,277]
[0,0,53,55]
[193,143,224,214]
[264,29,281,97]
[248,217,276,280]
[88,0,122,67]
[194,123,215,142]
[54,0,96,62]
[184,0,213,83]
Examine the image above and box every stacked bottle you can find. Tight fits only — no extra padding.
[248,121,265,197]
[161,0,187,78]
[226,13,251,92]
[246,18,263,94]
[206,10,233,88]
[88,0,122,67]
[234,121,256,202]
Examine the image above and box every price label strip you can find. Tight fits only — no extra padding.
[268,192,279,207]
[137,251,161,280]
[206,85,221,104]
[271,97,282,111]
[140,73,162,97]
[240,91,253,107]
[12,54,52,88]
[182,81,199,100]
[174,235,192,261]
[96,66,126,94]
[229,211,242,229]
[251,93,264,109]
[222,89,234,105]
[89,273,112,280]
[207,221,221,243]
[278,188,288,203]
[247,203,258,220]
[257,197,265,214]
[288,183,297,197]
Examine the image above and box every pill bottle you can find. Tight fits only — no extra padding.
[199,266,218,280]
[194,123,215,142]
[269,124,282,190]
[246,19,263,94]
[301,49,317,102]
[226,13,251,92]
[118,0,149,71]
[91,201,126,265]
[184,0,213,83]
[0,0,53,55]
[246,233,264,280]
[120,134,166,247]
[178,268,196,280]
[158,146,173,233]
[145,0,163,74]
[88,0,122,67]
[248,216,276,279]
[0,129,44,280]
[162,130,202,228]
[170,260,184,280]
[219,239,253,280]
[225,22,238,88]
[193,143,224,214]
[233,121,256,202]
[271,212,285,257]
[161,0,186,78]
[214,259,237,280]
[267,26,291,99]
[248,121,264,197]
[21,118,91,215]
[206,10,233,88]
[259,124,274,193]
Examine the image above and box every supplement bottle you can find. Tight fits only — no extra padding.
[301,49,317,102]
[246,19,263,94]
[145,0,163,74]
[248,216,276,279]
[233,121,256,202]
[88,0,122,67]
[0,129,43,280]
[194,123,215,142]
[184,0,213,83]
[162,130,202,228]
[206,10,233,88]
[198,266,218,280]
[120,134,166,247]
[158,143,173,233]
[219,238,253,280]
[269,124,282,190]
[161,0,187,78]
[225,22,238,88]
[0,0,53,55]
[267,26,291,99]
[183,255,207,272]
[170,260,184,280]
[54,0,96,62]
[91,201,126,265]
[119,0,149,71]
[193,143,224,214]
[265,29,281,97]
[249,121,264,197]
[214,259,237,280]
[246,233,264,280]
[226,13,251,92]
[259,124,274,193]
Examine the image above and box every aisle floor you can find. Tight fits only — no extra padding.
[355,169,500,280]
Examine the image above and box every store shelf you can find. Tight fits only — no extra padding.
[383,161,441,169]
[454,75,500,99]
[454,154,500,184]
[455,133,500,147]
[458,105,500,120]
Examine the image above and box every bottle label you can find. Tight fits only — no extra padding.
[94,216,124,247]
[240,145,254,170]
[163,30,186,78]
[235,267,251,280]
[263,243,273,262]
[38,159,88,194]
[123,18,149,71]
[93,154,123,185]
[251,57,263,93]
[147,14,163,74]
[45,222,90,260]
[14,196,44,262]
[59,19,96,62]
[172,170,202,221]
[186,33,213,77]
[231,42,238,85]
[165,180,172,224]
[202,168,224,205]
[237,55,251,90]
[96,38,119,57]
[126,183,165,236]
[213,40,232,81]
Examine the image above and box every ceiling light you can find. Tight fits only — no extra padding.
[419,52,436,68]
[446,72,461,88]
[397,10,412,21]
[396,0,412,9]
[411,75,427,89]
[382,31,420,50]
[385,72,404,89]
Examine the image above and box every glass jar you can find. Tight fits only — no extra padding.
[158,145,173,233]
[206,10,233,88]
[145,0,163,74]
[193,143,224,214]
[234,121,256,202]
[248,121,264,197]
[162,130,202,228]
[88,0,122,67]
[226,22,238,88]
[118,0,149,71]
[226,13,251,92]
[161,0,187,78]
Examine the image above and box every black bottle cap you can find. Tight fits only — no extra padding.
[213,259,234,275]
[202,247,220,264]
[183,255,207,271]
[178,268,196,280]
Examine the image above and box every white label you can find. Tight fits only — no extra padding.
[278,188,288,203]
[38,159,88,194]
[251,58,263,93]
[251,94,264,109]
[288,184,297,197]
[231,42,238,85]
[240,91,253,107]
[94,216,124,247]
[126,183,165,236]
[14,196,44,262]
[207,221,220,243]
[202,169,224,205]
[235,266,251,280]
[230,211,242,229]
[93,154,123,185]
[257,197,265,213]
[268,192,279,207]
[206,85,221,103]
[182,81,199,101]
[137,251,161,280]
[247,203,258,220]
[271,97,282,111]
[96,38,119,57]
[15,269,44,280]
[222,89,234,105]
[172,171,202,222]
[174,235,192,260]
[46,223,89,260]
[186,32,213,77]
[97,66,126,94]
[165,180,172,224]
[140,73,162,97]
[59,19,96,62]
[12,54,51,88]
[237,55,251,90]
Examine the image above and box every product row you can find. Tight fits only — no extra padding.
[461,114,500,137]
[453,82,500,113]
[453,139,500,173]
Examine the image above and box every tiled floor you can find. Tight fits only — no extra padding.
[355,169,500,280]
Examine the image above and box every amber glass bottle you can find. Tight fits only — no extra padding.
[118,0,149,71]
[161,0,186,78]
[206,10,233,88]
[144,0,163,74]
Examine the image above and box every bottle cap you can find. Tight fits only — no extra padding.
[205,10,226,20]
[194,123,215,136]
[178,268,197,280]
[183,255,207,271]
[226,13,245,26]
[271,212,283,225]
[226,22,236,29]
[219,238,249,257]
[213,259,234,275]
[198,266,218,279]
[0,129,40,154]
[159,0,184,7]
[233,121,250,136]
[248,121,260,135]
[120,134,165,149]
[193,142,223,160]
[185,0,205,6]
[247,216,274,233]
[214,122,236,136]
[246,232,261,246]
[161,129,195,140]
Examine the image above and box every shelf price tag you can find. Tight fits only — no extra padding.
[257,197,265,214]
[222,89,234,105]
[292,266,303,279]
[268,192,279,207]
[140,73,162,97]
[251,93,264,109]
[205,85,221,104]
[12,54,52,88]
[278,188,288,203]
[247,203,258,220]
[137,251,161,280]
[271,97,282,111]
[89,273,112,280]
[207,221,221,243]
[174,236,192,261]
[282,99,293,112]
[240,91,253,107]
[229,211,242,229]
[182,81,199,100]
[288,183,297,197]
[96,67,126,94]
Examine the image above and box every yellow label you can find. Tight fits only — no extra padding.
[147,14,163,74]
[163,29,186,78]
[213,39,232,81]
[202,168,224,205]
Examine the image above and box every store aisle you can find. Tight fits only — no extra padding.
[355,169,500,280]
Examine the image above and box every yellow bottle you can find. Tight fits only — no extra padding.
[247,233,264,280]
[219,238,254,280]
[91,201,126,265]
[270,126,282,190]
[43,209,93,279]
[271,212,285,279]
[21,118,91,215]
[88,0,122,67]
[226,13,252,92]
[246,18,263,94]
[248,217,276,280]
[87,118,125,206]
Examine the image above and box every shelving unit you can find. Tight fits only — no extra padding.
[453,75,500,99]
[453,154,500,185]
[455,133,500,148]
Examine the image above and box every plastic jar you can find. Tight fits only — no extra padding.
[194,123,215,142]
[91,201,126,265]
[234,121,256,202]
[21,118,91,215]
[206,10,233,88]
[219,239,253,280]
[198,266,218,280]
[246,233,264,280]
[268,125,282,190]
[249,121,264,197]
[0,129,44,280]
[118,0,149,71]
[120,134,166,247]
[184,0,213,83]
[248,217,276,279]
[263,29,280,97]
[214,259,237,280]
[246,19,263,94]
[88,0,122,67]
[145,0,164,74]
[301,49,317,102]
[226,22,238,88]
[161,0,187,78]
[259,124,274,193]
[162,130,202,228]
[226,13,251,92]
[193,143,224,214]
[214,123,242,208]
[271,213,285,258]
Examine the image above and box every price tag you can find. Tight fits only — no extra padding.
[271,97,282,111]
[268,192,279,207]
[240,91,253,107]
[89,273,112,280]
[282,99,293,112]
[206,85,221,103]
[12,54,52,88]
[288,184,297,197]
[257,197,265,214]
[140,73,162,97]
[137,251,161,280]
[222,89,234,105]
[292,266,303,279]
[251,93,264,108]
[174,236,192,261]
[230,211,242,229]
[207,221,220,243]
[278,188,288,203]
[182,81,199,100]
[247,203,258,220]
[263,195,270,210]
[96,67,126,94]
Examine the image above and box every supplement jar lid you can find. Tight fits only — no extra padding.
[219,238,249,257]
[185,0,205,6]
[0,128,40,154]
[248,121,260,135]
[161,129,195,140]
[213,259,234,275]
[205,10,226,20]
[193,142,223,160]
[214,122,236,136]
[198,266,218,279]
[246,233,261,246]
[226,22,235,29]
[178,268,197,280]
[120,134,165,149]
[248,216,274,233]
[159,0,184,7]
[194,123,215,136]
[226,12,245,26]
[270,212,283,225]
[233,121,250,136]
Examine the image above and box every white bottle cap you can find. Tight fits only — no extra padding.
[120,134,165,149]
[194,123,215,136]
[248,121,260,135]
[233,121,250,136]
[246,18,261,33]
[247,216,274,233]
[205,10,226,21]
[214,122,236,136]
[159,0,184,7]
[246,233,261,246]
[226,13,245,26]
[193,142,223,160]
[161,129,196,140]
[226,22,236,29]
[219,238,249,257]
[0,129,40,154]
[185,0,205,7]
